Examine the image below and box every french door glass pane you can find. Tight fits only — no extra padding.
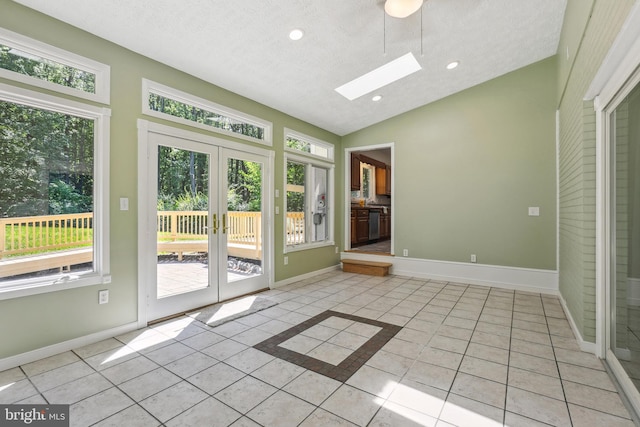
[156,146,209,298]
[611,80,640,390]
[226,158,262,283]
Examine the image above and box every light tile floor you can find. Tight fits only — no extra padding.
[1,271,638,426]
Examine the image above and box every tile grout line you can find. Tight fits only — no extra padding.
[502,288,516,426]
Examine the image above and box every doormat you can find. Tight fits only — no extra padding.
[187,295,277,328]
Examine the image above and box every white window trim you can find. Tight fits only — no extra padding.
[284,153,335,253]
[284,128,334,161]
[0,27,110,104]
[141,79,273,146]
[0,83,111,300]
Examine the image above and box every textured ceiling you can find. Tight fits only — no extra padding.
[13,0,567,136]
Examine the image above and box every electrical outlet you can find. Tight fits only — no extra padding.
[335,246,339,254]
[98,289,109,304]
[471,254,477,263]
[284,256,288,265]
[403,249,408,257]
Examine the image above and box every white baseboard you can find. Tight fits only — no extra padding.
[340,253,558,294]
[0,322,139,372]
[558,293,597,354]
[272,264,340,289]
[627,278,640,306]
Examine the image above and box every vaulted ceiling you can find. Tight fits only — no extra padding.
[14,0,567,135]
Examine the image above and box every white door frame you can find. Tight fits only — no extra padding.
[137,120,274,327]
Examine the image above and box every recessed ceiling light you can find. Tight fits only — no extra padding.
[372,95,383,102]
[335,52,422,101]
[289,29,304,41]
[446,61,460,70]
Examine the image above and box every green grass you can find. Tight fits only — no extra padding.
[3,227,208,258]
[3,224,92,258]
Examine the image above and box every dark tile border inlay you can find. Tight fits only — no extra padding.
[253,310,401,382]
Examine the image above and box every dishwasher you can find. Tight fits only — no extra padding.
[369,210,380,240]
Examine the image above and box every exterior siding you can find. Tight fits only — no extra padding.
[558,0,635,343]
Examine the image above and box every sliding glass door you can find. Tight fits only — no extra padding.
[607,74,640,410]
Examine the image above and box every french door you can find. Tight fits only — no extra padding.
[143,130,269,321]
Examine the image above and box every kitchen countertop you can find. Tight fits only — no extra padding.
[351,205,391,211]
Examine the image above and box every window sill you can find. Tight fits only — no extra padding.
[284,241,335,254]
[0,273,111,301]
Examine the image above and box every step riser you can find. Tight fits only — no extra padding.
[342,263,390,276]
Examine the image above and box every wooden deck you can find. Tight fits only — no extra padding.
[157,240,261,261]
[0,248,93,278]
[0,211,269,280]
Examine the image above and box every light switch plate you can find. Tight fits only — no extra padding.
[119,197,129,211]
[528,207,540,216]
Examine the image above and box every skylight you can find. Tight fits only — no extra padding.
[335,52,422,101]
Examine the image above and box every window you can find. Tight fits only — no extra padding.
[0,83,110,298]
[360,163,375,200]
[142,79,272,145]
[285,154,334,250]
[0,28,110,104]
[284,128,334,161]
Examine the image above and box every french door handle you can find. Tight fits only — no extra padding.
[212,214,219,234]
[222,213,228,234]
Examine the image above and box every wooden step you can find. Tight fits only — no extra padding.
[341,259,392,277]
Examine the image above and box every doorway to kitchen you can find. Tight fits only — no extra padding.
[346,144,393,255]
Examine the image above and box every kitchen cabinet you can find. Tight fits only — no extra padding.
[380,209,391,239]
[350,210,357,244]
[356,209,369,244]
[375,164,391,196]
[351,153,361,191]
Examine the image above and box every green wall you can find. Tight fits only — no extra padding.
[0,0,341,359]
[630,93,640,279]
[343,58,558,270]
[556,0,595,105]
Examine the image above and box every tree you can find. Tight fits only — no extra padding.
[0,100,94,217]
[286,161,305,212]
[227,159,261,212]
[0,44,96,218]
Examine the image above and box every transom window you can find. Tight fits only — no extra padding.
[0,28,110,104]
[284,128,334,161]
[142,79,272,145]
